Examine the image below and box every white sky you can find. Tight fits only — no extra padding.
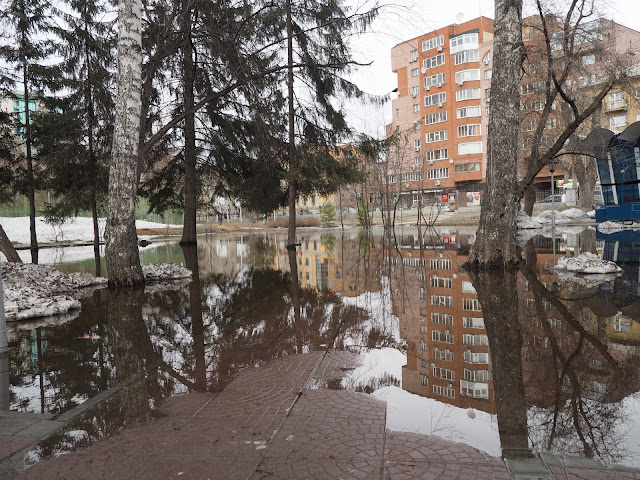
[346,0,640,138]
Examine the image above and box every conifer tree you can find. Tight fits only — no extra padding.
[0,0,53,263]
[35,0,115,270]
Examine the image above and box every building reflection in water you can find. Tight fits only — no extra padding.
[7,227,640,466]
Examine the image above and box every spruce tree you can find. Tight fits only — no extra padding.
[35,0,115,270]
[0,0,53,263]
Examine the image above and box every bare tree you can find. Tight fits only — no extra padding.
[105,0,144,289]
[518,1,637,214]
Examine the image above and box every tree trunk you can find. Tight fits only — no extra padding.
[22,60,38,264]
[285,0,297,252]
[0,224,21,263]
[105,0,144,289]
[180,0,197,245]
[523,184,536,216]
[574,154,596,210]
[467,0,523,267]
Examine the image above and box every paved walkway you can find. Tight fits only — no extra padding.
[1,350,638,480]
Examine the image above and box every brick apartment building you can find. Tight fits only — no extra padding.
[386,16,640,209]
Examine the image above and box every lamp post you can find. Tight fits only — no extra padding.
[549,160,557,267]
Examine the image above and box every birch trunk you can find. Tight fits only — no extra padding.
[105,0,144,289]
[467,0,523,267]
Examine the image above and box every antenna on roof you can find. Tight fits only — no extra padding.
[455,12,464,24]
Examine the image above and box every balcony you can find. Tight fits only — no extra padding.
[607,101,628,112]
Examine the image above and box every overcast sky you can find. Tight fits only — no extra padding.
[346,0,640,138]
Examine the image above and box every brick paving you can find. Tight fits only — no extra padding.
[1,351,639,480]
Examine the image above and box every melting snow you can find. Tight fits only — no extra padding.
[554,252,622,274]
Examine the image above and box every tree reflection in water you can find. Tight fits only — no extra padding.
[468,245,640,464]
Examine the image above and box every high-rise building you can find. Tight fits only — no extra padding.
[387,17,640,209]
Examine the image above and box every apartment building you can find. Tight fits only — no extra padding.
[388,17,494,209]
[388,17,640,208]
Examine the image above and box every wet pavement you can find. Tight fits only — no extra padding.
[1,226,640,479]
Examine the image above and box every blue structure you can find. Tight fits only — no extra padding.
[594,122,640,222]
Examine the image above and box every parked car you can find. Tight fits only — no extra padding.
[300,208,319,215]
[538,194,563,203]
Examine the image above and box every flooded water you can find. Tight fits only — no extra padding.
[5,226,640,467]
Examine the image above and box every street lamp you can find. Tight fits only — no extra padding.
[549,160,557,266]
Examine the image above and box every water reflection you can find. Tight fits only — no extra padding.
[7,227,640,468]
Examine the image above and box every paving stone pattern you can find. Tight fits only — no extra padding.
[2,351,640,480]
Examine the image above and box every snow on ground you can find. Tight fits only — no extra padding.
[518,208,591,230]
[2,262,192,322]
[1,216,181,246]
[2,262,107,321]
[555,252,622,274]
[555,270,620,288]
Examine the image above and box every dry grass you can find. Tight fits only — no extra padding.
[265,217,321,228]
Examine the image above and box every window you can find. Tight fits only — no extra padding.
[432,313,454,325]
[420,339,428,351]
[413,103,420,112]
[450,32,478,54]
[460,380,489,399]
[432,329,454,343]
[425,111,447,125]
[433,347,454,362]
[410,49,418,62]
[426,148,448,161]
[424,92,446,107]
[454,49,479,65]
[457,124,481,137]
[419,287,426,299]
[425,130,447,143]
[423,53,445,70]
[464,369,489,382]
[415,121,421,131]
[414,156,422,165]
[462,281,476,294]
[395,108,399,118]
[427,167,449,179]
[464,350,489,364]
[456,88,481,101]
[458,142,483,155]
[422,35,444,51]
[455,69,480,84]
[424,72,446,89]
[482,50,491,64]
[430,258,452,270]
[431,295,453,307]
[432,366,455,380]
[411,86,420,97]
[463,316,485,328]
[463,298,482,311]
[457,106,481,119]
[582,54,595,65]
[609,91,626,109]
[610,115,626,132]
[636,87,640,99]
[614,316,631,333]
[463,333,488,346]
[484,69,492,79]
[411,68,419,77]
[524,98,556,111]
[421,375,429,386]
[431,276,452,288]
[485,88,491,102]
[433,384,456,399]
[413,139,422,151]
[454,162,481,173]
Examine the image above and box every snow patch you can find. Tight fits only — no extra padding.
[516,211,543,230]
[554,252,622,274]
[596,221,640,233]
[2,263,107,321]
[142,263,192,282]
